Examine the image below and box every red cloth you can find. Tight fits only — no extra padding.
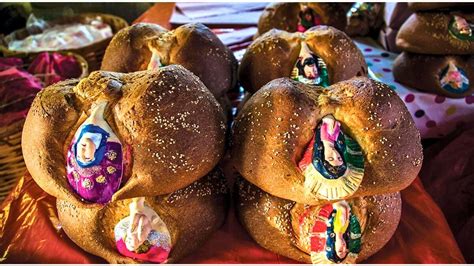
[0,67,42,127]
[420,124,474,263]
[116,238,169,263]
[0,52,83,127]
[27,52,83,87]
[0,173,465,263]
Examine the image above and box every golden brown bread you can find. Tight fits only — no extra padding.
[257,2,348,37]
[231,77,422,205]
[101,23,238,100]
[22,65,226,207]
[393,52,474,98]
[100,23,168,74]
[58,167,229,263]
[239,26,367,94]
[345,3,385,37]
[397,12,474,55]
[236,177,401,263]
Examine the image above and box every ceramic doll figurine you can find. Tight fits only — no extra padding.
[452,15,473,38]
[298,115,364,200]
[297,200,362,264]
[66,101,124,204]
[440,62,470,93]
[114,197,172,263]
[291,41,330,87]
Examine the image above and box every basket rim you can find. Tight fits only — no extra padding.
[1,12,128,57]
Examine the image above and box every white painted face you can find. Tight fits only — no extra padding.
[324,144,344,167]
[76,137,96,164]
[455,15,471,35]
[335,236,349,259]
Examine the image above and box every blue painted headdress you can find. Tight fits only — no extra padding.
[74,124,110,168]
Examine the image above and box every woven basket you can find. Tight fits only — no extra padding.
[0,119,25,202]
[18,51,89,84]
[1,13,128,71]
[0,51,88,203]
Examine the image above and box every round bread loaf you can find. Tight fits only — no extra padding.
[231,77,422,205]
[239,26,367,94]
[22,65,226,207]
[101,23,238,102]
[345,3,385,37]
[58,167,229,263]
[236,177,401,264]
[256,2,348,37]
[397,12,474,55]
[393,52,474,98]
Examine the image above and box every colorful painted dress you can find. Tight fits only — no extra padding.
[294,201,362,264]
[298,115,364,200]
[439,62,469,94]
[66,101,124,204]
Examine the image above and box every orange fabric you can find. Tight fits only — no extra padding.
[133,3,175,29]
[0,173,465,263]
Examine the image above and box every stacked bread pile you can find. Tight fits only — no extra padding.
[17,11,428,263]
[231,76,423,264]
[231,16,423,264]
[22,65,229,263]
[394,3,474,98]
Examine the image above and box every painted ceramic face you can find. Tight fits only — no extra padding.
[439,62,470,94]
[66,101,124,204]
[449,15,474,41]
[320,116,344,167]
[303,57,319,79]
[291,42,329,87]
[298,115,364,200]
[292,200,364,264]
[77,136,97,164]
[115,197,171,263]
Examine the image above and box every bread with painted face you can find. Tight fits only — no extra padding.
[256,2,349,37]
[393,52,474,98]
[396,12,474,55]
[236,178,401,264]
[22,66,229,263]
[231,77,422,205]
[22,65,226,208]
[345,2,385,37]
[101,23,238,107]
[239,26,367,94]
[58,167,229,263]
